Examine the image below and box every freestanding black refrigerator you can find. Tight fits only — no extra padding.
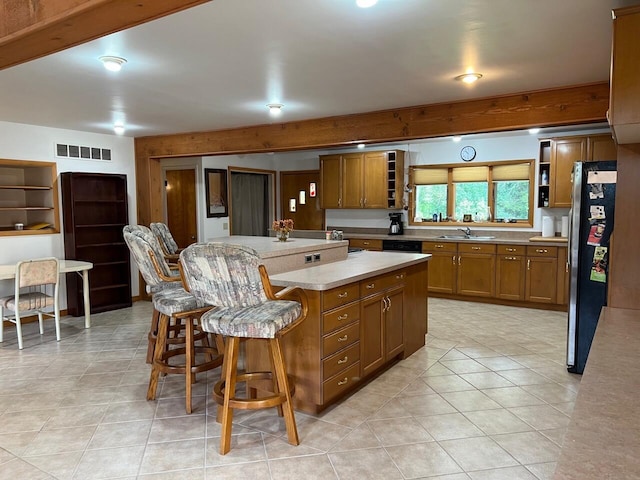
[567,161,617,374]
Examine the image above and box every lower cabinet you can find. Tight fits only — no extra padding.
[424,240,568,309]
[348,238,383,251]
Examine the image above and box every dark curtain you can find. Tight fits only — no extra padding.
[230,172,269,236]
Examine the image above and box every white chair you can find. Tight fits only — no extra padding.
[0,258,61,350]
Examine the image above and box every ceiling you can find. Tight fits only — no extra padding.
[0,0,636,138]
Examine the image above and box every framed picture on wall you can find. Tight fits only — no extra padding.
[205,168,228,218]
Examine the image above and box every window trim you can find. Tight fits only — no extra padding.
[409,159,535,227]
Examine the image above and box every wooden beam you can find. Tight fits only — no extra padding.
[0,0,212,70]
[134,82,609,225]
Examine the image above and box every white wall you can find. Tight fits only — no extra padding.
[0,120,138,303]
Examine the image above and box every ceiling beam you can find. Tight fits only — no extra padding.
[0,0,212,70]
[134,82,609,225]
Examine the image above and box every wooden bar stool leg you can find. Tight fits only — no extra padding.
[215,335,227,424]
[147,313,169,401]
[147,309,160,364]
[185,316,194,414]
[267,340,284,417]
[220,336,240,455]
[270,338,299,446]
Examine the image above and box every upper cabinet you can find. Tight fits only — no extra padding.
[0,159,60,236]
[320,150,404,209]
[609,6,640,144]
[538,134,616,208]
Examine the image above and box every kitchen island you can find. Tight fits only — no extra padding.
[210,236,430,414]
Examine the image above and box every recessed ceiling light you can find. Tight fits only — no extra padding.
[455,72,482,84]
[528,128,541,134]
[267,103,283,116]
[113,124,125,135]
[357,143,366,149]
[99,56,127,72]
[452,136,462,142]
[356,0,378,7]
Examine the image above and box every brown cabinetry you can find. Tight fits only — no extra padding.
[0,159,60,236]
[495,244,526,301]
[457,243,496,298]
[359,271,405,377]
[422,241,457,294]
[525,246,558,304]
[587,134,617,161]
[609,6,640,144]
[61,172,132,315]
[348,238,383,251]
[320,150,404,209]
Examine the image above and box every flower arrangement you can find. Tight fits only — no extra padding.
[273,219,294,241]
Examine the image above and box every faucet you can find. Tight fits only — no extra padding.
[458,227,472,237]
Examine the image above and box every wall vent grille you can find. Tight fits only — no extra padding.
[55,143,111,161]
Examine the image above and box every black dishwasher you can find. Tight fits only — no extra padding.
[382,239,422,253]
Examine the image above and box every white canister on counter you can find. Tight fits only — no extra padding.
[561,216,569,238]
[542,216,555,238]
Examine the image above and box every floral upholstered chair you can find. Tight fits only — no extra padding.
[0,258,60,350]
[150,222,182,261]
[123,231,223,413]
[179,243,308,455]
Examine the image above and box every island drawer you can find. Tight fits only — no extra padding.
[527,246,558,257]
[322,342,360,380]
[323,302,360,335]
[349,238,383,251]
[497,244,526,255]
[322,362,361,404]
[322,283,360,311]
[423,241,457,252]
[360,271,405,297]
[323,322,360,358]
[458,243,496,254]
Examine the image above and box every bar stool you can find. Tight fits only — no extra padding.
[124,231,223,413]
[179,243,308,455]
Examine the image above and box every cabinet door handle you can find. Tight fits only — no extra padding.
[381,297,388,312]
[436,244,444,248]
[527,259,531,270]
[536,249,548,254]
[458,256,461,266]
[337,356,348,364]
[366,283,375,289]
[338,198,342,207]
[566,262,569,273]
[338,292,348,298]
[387,296,391,309]
[337,334,348,342]
[472,246,481,251]
[337,313,349,321]
[337,377,348,386]
[452,255,456,265]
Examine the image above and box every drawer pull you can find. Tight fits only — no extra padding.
[366,283,375,289]
[337,356,348,364]
[337,313,349,321]
[363,241,370,245]
[395,274,404,279]
[337,334,348,342]
[504,256,518,261]
[507,247,516,252]
[338,292,348,298]
[536,249,548,253]
[471,246,481,251]
[337,377,348,386]
[435,244,444,248]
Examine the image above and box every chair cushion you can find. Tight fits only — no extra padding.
[0,292,54,312]
[152,287,205,316]
[200,300,301,339]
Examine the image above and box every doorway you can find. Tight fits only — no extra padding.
[280,170,324,230]
[164,168,198,248]
[229,169,274,236]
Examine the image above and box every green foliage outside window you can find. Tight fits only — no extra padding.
[415,184,447,220]
[453,182,488,221]
[494,180,529,220]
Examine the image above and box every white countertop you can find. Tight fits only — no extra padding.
[269,250,430,290]
[207,235,348,258]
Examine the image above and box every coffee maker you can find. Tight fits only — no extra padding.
[388,213,403,235]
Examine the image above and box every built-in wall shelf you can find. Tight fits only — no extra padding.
[0,159,60,236]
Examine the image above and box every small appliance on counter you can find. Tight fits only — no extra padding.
[388,212,403,235]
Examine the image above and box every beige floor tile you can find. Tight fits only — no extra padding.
[42,405,107,430]
[439,436,518,471]
[293,417,352,452]
[422,362,456,376]
[521,384,578,404]
[416,413,484,441]
[414,474,471,480]
[549,401,575,416]
[141,438,206,473]
[386,441,463,478]
[367,416,433,446]
[441,359,491,374]
[441,390,502,412]
[73,445,145,479]
[397,377,437,396]
[492,431,561,464]
[23,425,96,456]
[468,465,538,479]
[508,405,571,431]
[88,419,152,449]
[18,451,82,480]
[141,469,204,479]
[148,414,206,443]
[327,423,381,452]
[205,460,271,480]
[0,457,54,479]
[329,447,403,479]
[423,374,476,393]
[440,350,471,361]
[480,387,546,408]
[313,403,369,428]
[524,461,557,480]
[0,409,54,434]
[460,372,515,389]
[497,369,554,386]
[456,346,500,358]
[464,409,534,435]
[102,400,157,423]
[263,433,324,459]
[367,397,414,419]
[397,393,457,416]
[539,428,566,447]
[475,356,524,371]
[268,454,338,480]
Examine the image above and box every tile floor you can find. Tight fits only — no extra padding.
[0,298,578,480]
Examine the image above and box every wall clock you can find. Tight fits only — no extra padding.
[460,146,476,162]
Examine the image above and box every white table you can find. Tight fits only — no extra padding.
[0,259,93,328]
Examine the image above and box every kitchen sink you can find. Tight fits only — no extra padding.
[437,235,496,240]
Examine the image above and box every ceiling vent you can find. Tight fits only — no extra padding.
[55,143,111,161]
